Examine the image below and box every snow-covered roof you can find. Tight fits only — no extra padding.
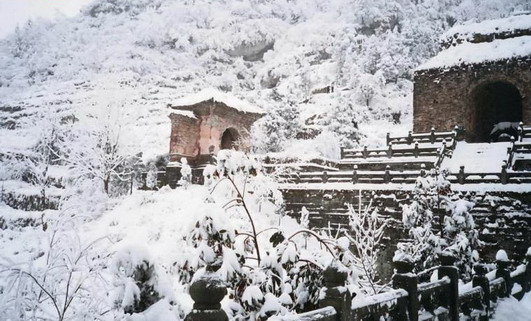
[170,88,264,114]
[442,13,531,41]
[170,109,196,119]
[416,35,531,71]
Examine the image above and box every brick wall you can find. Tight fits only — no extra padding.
[413,58,531,141]
[169,113,201,160]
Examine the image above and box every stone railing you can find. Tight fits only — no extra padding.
[340,141,449,160]
[262,250,531,321]
[449,165,531,185]
[386,128,460,146]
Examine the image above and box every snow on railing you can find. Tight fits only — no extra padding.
[274,249,531,321]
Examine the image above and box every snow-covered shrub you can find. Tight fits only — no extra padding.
[395,168,451,271]
[0,216,111,321]
[253,102,301,153]
[111,244,170,314]
[346,194,386,294]
[443,197,481,280]
[396,169,480,279]
[177,151,361,319]
[177,158,192,189]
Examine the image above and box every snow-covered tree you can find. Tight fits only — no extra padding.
[346,193,386,294]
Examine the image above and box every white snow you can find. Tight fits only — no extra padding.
[442,14,531,40]
[493,291,531,321]
[495,249,509,262]
[441,141,511,173]
[170,88,264,114]
[417,35,531,70]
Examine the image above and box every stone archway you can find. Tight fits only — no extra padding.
[470,81,522,142]
[220,128,240,150]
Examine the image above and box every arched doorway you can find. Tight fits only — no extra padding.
[220,128,240,150]
[470,82,522,142]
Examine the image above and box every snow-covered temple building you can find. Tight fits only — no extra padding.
[414,14,531,142]
[165,89,264,184]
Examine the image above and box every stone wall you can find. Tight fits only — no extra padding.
[169,101,262,162]
[169,113,201,160]
[413,58,531,141]
[282,187,531,281]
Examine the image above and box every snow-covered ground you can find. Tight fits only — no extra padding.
[441,141,511,173]
[493,292,531,321]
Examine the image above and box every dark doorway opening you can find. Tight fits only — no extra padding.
[220,128,240,150]
[471,82,522,142]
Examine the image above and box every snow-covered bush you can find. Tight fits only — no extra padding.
[346,194,386,294]
[177,151,361,319]
[396,169,480,280]
[395,168,451,271]
[443,197,481,280]
[0,215,111,321]
[177,158,192,189]
[111,244,171,314]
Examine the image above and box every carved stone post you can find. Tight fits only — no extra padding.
[496,250,511,298]
[340,147,345,159]
[430,127,435,144]
[407,131,413,144]
[362,145,368,158]
[438,253,459,321]
[386,132,390,146]
[472,264,490,320]
[414,141,419,158]
[352,165,358,184]
[322,171,329,183]
[384,165,391,183]
[500,164,508,185]
[420,164,426,177]
[319,262,352,321]
[458,166,466,185]
[519,121,524,142]
[524,248,531,293]
[387,143,393,158]
[392,259,418,321]
[185,266,228,321]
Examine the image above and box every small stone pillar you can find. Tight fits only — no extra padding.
[387,143,393,158]
[414,141,419,158]
[518,121,524,142]
[495,250,511,298]
[322,171,329,183]
[500,164,508,185]
[524,248,531,293]
[352,165,358,184]
[458,166,466,185]
[442,139,447,151]
[420,164,426,177]
[319,262,352,320]
[340,147,345,159]
[430,127,435,144]
[392,259,418,321]
[295,171,301,184]
[362,145,368,158]
[438,253,459,321]
[472,264,490,320]
[384,165,391,183]
[407,131,413,144]
[386,132,391,146]
[185,266,228,321]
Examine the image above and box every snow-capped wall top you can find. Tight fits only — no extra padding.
[442,13,531,40]
[170,110,196,119]
[170,89,264,114]
[416,35,531,71]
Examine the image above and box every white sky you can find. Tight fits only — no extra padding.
[0,0,93,39]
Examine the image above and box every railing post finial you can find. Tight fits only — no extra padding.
[319,261,352,320]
